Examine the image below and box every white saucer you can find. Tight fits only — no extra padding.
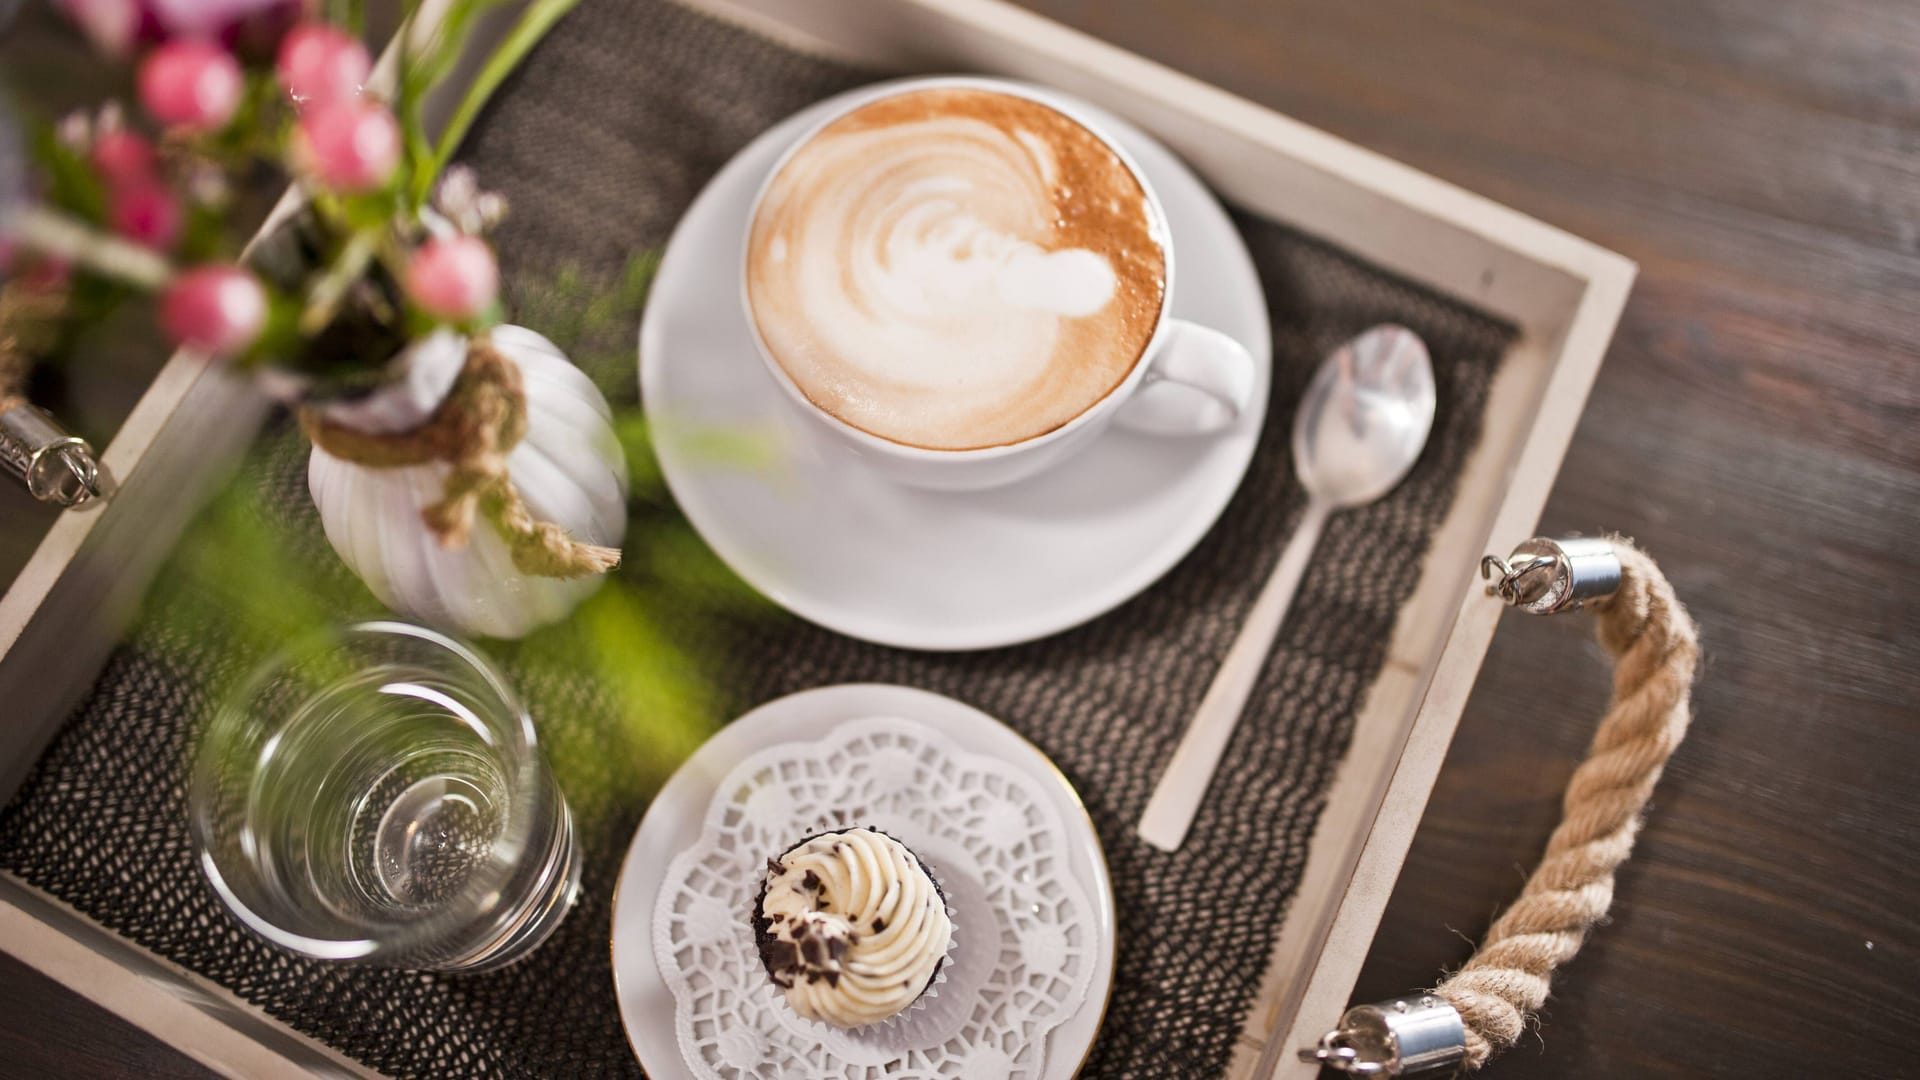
[639,80,1271,650]
[610,684,1116,1079]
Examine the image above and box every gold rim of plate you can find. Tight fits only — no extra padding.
[606,696,1117,1076]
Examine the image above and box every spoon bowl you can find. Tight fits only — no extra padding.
[1293,324,1436,507]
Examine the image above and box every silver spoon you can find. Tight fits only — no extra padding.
[1139,324,1437,852]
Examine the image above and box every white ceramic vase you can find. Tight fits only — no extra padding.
[308,325,629,639]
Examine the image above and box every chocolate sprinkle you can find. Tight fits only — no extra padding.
[751,829,952,1027]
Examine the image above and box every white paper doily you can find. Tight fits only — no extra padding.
[614,684,1121,1068]
[652,715,1098,1078]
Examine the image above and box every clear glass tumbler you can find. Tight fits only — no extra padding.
[190,621,580,971]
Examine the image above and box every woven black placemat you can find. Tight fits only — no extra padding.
[0,2,1515,1077]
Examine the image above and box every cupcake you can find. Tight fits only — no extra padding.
[753,828,953,1029]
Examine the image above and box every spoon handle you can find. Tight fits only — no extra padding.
[1139,499,1331,851]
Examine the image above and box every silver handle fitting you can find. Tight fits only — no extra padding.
[1299,994,1467,1076]
[1480,536,1620,615]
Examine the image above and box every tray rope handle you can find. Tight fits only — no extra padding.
[1302,535,1700,1076]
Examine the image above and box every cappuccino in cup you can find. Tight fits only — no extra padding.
[746,86,1169,452]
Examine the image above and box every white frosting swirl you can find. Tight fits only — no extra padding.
[747,87,1165,450]
[758,829,952,1028]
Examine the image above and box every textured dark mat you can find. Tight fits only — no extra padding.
[0,1,1514,1077]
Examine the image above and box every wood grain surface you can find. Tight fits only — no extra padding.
[1004,1,1917,1076]
[3,1,1915,1077]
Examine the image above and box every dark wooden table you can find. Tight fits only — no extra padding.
[3,1,1915,1077]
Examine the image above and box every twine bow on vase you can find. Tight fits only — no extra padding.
[1304,535,1699,1076]
[303,325,630,640]
[300,333,619,578]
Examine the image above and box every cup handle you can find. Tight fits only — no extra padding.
[1114,320,1257,435]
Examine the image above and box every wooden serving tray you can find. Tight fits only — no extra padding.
[0,1,1633,1076]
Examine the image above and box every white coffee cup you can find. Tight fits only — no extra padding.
[741,75,1257,492]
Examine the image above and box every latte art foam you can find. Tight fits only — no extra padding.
[747,87,1167,450]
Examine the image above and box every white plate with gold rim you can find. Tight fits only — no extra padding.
[638,79,1271,651]
[610,683,1116,1079]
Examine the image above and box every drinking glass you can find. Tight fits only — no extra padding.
[190,621,580,971]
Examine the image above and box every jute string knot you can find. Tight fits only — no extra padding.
[1434,538,1697,1068]
[299,334,621,579]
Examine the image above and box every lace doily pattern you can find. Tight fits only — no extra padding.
[653,718,1099,1078]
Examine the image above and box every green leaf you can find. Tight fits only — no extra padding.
[326,0,369,34]
[240,290,308,371]
[145,445,384,694]
[29,125,106,223]
[412,0,582,207]
[395,0,511,206]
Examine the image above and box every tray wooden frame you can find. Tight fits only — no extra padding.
[0,2,1632,1075]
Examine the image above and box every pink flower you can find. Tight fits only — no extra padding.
[276,23,370,106]
[294,100,400,193]
[160,265,267,357]
[138,40,244,132]
[91,129,158,187]
[109,182,181,250]
[405,235,500,322]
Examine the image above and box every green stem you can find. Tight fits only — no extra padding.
[335,0,368,34]
[410,0,582,207]
[300,228,380,336]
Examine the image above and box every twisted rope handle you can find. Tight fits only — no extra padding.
[1433,538,1698,1069]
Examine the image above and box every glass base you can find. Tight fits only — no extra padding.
[441,799,583,973]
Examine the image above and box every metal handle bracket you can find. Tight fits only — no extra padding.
[1480,536,1620,615]
[1300,994,1467,1076]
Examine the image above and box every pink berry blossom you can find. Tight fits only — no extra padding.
[161,265,267,357]
[109,182,181,250]
[276,23,370,106]
[404,235,500,321]
[294,100,400,193]
[138,40,244,132]
[91,129,158,187]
